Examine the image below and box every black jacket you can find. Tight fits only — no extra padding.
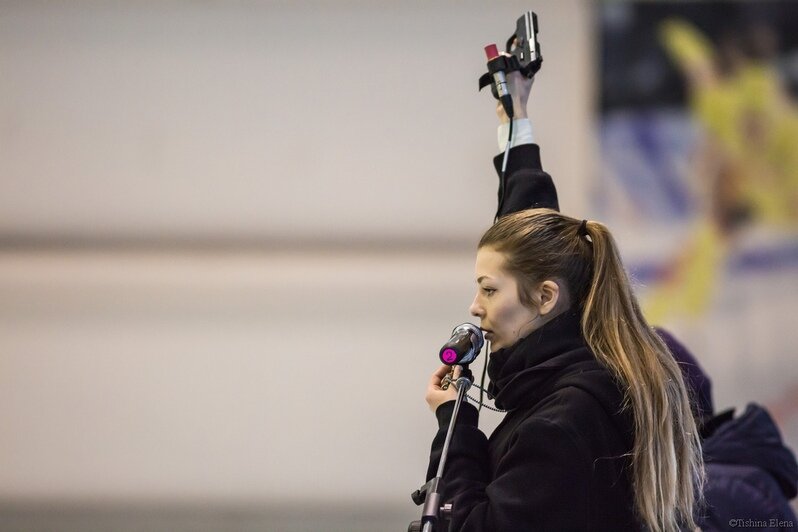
[492,144,559,216]
[699,404,798,531]
[426,309,641,531]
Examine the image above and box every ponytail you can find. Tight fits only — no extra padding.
[580,220,703,532]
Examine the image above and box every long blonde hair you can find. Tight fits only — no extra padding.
[480,209,704,532]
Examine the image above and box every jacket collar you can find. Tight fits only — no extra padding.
[487,309,590,410]
[704,404,798,499]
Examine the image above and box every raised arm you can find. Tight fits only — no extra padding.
[492,71,560,217]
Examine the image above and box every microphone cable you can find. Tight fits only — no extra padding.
[495,118,513,222]
[472,339,506,413]
[469,389,505,413]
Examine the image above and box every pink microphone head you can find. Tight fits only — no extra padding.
[441,348,458,364]
[484,43,499,61]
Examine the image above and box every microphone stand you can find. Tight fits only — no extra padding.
[409,365,473,532]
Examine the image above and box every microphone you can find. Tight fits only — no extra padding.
[439,323,484,366]
[484,43,514,119]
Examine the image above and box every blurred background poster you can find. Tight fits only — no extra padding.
[597,1,798,447]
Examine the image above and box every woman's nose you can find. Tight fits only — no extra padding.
[469,296,483,318]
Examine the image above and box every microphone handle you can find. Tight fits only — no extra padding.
[440,332,472,365]
[485,43,515,119]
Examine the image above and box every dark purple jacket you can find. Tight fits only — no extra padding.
[699,404,798,531]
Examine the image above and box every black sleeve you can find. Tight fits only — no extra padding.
[492,144,559,217]
[426,401,591,531]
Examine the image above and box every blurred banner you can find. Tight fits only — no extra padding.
[597,2,798,442]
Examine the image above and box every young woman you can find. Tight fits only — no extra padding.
[423,72,704,531]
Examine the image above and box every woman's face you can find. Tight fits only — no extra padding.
[469,247,540,351]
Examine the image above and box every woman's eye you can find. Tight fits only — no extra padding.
[481,287,496,296]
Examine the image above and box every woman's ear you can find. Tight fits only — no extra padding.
[537,280,561,316]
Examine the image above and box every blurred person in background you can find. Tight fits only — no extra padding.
[657,329,798,531]
[645,18,798,323]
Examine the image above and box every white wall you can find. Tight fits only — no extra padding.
[0,0,592,243]
[0,249,484,504]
